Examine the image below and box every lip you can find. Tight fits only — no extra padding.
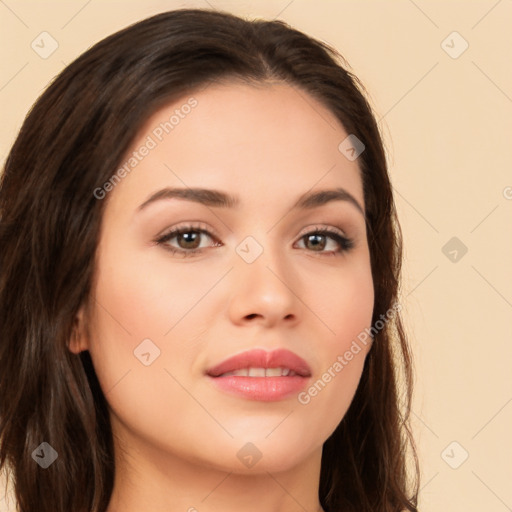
[206,348,312,402]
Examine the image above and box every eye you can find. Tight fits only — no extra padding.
[295,227,354,256]
[154,223,221,258]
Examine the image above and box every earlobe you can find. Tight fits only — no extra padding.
[67,307,89,354]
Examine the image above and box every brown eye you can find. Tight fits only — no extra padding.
[304,233,327,251]
[155,225,220,257]
[296,228,354,255]
[174,230,202,250]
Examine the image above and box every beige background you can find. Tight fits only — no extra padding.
[1,1,511,510]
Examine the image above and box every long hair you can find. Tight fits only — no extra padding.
[0,8,419,512]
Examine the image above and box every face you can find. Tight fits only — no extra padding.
[71,81,374,474]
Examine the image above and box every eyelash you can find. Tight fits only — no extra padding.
[154,222,354,258]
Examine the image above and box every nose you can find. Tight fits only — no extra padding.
[227,243,300,328]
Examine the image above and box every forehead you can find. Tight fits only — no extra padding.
[105,81,364,214]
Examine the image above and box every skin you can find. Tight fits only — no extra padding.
[70,81,374,512]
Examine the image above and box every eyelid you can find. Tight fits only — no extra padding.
[155,221,220,242]
[296,223,348,240]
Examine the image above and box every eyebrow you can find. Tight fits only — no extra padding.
[137,186,364,216]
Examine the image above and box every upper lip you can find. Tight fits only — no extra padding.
[206,348,312,378]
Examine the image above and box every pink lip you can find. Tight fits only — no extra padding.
[206,348,311,402]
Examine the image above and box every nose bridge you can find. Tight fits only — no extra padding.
[229,231,299,324]
[235,230,287,283]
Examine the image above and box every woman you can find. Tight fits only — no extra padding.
[0,8,419,512]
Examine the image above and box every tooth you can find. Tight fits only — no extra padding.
[219,367,298,377]
[232,368,249,377]
[248,367,266,377]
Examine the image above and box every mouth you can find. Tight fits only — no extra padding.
[205,348,311,401]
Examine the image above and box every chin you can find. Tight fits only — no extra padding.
[227,433,321,475]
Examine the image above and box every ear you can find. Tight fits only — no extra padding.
[67,304,89,354]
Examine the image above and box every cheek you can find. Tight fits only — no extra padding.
[308,256,374,351]
[90,238,226,343]
[85,238,223,404]
[85,254,213,455]
[295,258,374,432]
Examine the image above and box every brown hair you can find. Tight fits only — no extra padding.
[0,8,419,512]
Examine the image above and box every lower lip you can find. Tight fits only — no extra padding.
[207,375,309,401]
